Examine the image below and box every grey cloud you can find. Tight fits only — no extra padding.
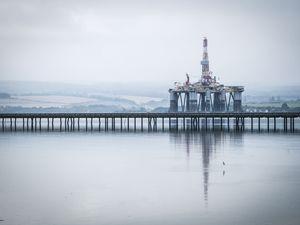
[0,0,299,86]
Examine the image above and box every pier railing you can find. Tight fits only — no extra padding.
[0,112,299,132]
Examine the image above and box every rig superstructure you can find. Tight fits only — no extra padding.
[169,37,244,112]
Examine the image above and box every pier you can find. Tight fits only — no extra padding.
[0,112,299,132]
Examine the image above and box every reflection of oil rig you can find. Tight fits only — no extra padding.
[169,37,244,112]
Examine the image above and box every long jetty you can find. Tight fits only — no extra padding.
[0,112,299,132]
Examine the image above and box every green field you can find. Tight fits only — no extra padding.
[245,100,300,108]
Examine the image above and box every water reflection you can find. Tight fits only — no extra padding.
[169,131,244,202]
[1,132,299,225]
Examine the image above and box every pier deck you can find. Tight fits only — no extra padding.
[0,112,299,132]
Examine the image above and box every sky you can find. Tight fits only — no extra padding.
[0,0,300,87]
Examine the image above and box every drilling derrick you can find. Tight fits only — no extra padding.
[168,37,244,112]
[201,37,212,86]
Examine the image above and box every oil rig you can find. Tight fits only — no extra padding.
[169,37,244,112]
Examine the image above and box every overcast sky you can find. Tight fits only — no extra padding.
[0,0,299,87]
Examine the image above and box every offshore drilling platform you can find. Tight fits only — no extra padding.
[169,37,244,112]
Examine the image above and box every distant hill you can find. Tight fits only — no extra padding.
[0,93,10,99]
[0,80,170,98]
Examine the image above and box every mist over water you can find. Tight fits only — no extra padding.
[0,131,300,225]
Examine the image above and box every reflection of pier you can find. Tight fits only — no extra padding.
[177,132,217,202]
[199,132,216,202]
[0,112,299,132]
[170,132,243,202]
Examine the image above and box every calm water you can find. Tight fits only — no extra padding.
[0,131,300,225]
